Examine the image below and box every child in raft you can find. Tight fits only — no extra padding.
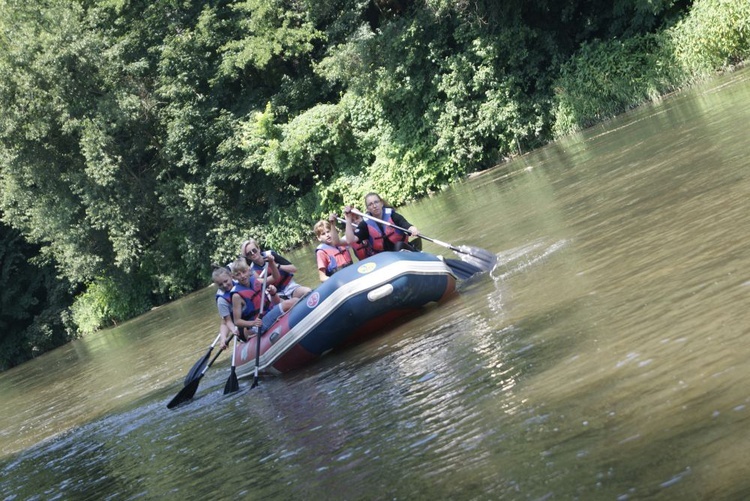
[313,215,354,281]
[230,257,298,340]
[211,264,239,349]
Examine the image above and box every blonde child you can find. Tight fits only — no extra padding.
[230,258,298,340]
[211,264,239,349]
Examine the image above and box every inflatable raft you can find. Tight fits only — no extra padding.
[233,251,456,375]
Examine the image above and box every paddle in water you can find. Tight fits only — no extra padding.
[183,332,222,386]
[167,345,226,409]
[349,208,497,275]
[223,334,239,394]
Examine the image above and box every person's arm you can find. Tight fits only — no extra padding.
[344,207,359,245]
[392,211,419,237]
[223,315,238,334]
[217,297,232,320]
[266,285,281,306]
[328,214,344,247]
[219,316,238,349]
[260,255,282,286]
[272,251,297,274]
[217,298,238,348]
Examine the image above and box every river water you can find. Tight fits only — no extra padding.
[2,68,750,500]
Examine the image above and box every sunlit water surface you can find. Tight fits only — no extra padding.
[2,68,750,500]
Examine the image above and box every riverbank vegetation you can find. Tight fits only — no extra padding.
[1,0,748,369]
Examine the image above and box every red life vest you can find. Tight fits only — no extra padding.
[351,239,373,260]
[365,207,409,252]
[316,243,353,276]
[230,277,263,320]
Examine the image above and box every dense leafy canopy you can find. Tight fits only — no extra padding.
[1,0,748,367]
[0,218,72,370]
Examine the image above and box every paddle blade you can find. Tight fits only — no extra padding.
[223,368,239,394]
[443,258,484,280]
[250,368,260,389]
[183,351,211,386]
[455,245,497,272]
[167,376,202,409]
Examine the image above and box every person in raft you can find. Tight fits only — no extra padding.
[314,214,354,281]
[211,264,240,349]
[239,238,311,300]
[342,209,374,261]
[212,263,281,348]
[344,192,421,253]
[230,257,297,340]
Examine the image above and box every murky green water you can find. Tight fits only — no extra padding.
[2,68,750,500]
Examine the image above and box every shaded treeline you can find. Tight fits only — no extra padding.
[1,0,748,368]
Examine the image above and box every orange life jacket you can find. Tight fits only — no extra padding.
[365,208,409,252]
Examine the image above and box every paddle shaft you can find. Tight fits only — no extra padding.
[184,332,222,385]
[350,209,459,252]
[351,207,497,274]
[200,346,225,377]
[207,331,222,349]
[251,263,269,388]
[344,213,485,278]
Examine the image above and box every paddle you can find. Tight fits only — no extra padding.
[183,332,222,386]
[337,217,481,279]
[441,258,485,280]
[349,209,497,274]
[167,346,226,409]
[223,333,240,394]
[250,262,270,389]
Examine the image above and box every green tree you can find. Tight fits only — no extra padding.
[0,219,73,370]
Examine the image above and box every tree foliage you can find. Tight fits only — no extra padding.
[0,0,748,366]
[0,219,73,370]
[552,0,750,134]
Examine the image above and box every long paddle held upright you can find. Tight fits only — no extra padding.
[251,262,270,389]
[350,209,497,275]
